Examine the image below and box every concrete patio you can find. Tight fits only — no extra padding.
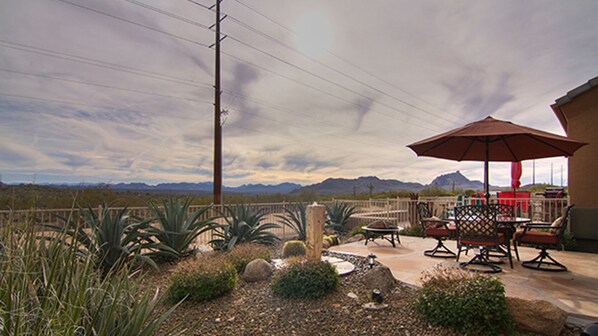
[329,235,598,320]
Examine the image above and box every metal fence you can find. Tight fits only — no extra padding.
[0,197,570,245]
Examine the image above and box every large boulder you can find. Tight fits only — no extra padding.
[363,265,397,294]
[345,234,365,243]
[241,259,273,282]
[507,297,567,336]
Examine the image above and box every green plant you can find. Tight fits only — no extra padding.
[402,224,424,237]
[0,219,183,335]
[323,234,339,246]
[276,202,308,240]
[167,255,238,303]
[325,202,356,233]
[225,243,272,273]
[282,240,306,258]
[347,225,366,236]
[562,231,578,251]
[271,259,339,299]
[146,198,215,261]
[45,204,157,272]
[417,266,512,336]
[210,204,281,251]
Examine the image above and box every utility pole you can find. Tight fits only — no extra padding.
[212,0,223,205]
[532,160,535,185]
[550,163,553,186]
[560,165,563,187]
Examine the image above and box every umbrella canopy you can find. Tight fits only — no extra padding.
[511,161,522,190]
[407,116,587,201]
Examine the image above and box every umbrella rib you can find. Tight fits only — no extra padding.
[528,135,576,156]
[501,136,519,161]
[457,138,477,161]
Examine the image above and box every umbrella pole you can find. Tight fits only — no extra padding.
[485,141,490,203]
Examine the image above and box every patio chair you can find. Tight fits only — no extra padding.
[416,202,456,258]
[513,204,574,272]
[488,203,520,260]
[455,205,511,273]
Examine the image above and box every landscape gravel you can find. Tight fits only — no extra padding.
[143,250,582,336]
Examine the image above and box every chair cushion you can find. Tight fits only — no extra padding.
[514,230,558,245]
[425,227,451,237]
[550,217,563,234]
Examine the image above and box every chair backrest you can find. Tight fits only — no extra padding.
[554,204,575,240]
[454,205,498,244]
[416,202,432,222]
[490,203,514,218]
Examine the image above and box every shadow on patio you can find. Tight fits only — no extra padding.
[329,235,598,320]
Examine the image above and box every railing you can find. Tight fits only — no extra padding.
[0,197,570,245]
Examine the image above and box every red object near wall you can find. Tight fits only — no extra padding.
[497,191,530,212]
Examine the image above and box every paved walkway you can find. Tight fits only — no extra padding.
[330,235,598,320]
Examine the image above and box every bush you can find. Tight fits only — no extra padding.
[417,266,512,336]
[210,204,280,251]
[276,202,308,240]
[325,202,356,233]
[271,259,339,299]
[348,225,366,236]
[402,224,424,237]
[225,243,272,273]
[167,255,238,303]
[282,240,306,258]
[323,234,339,246]
[1,220,183,335]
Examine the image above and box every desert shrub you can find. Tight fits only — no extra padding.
[225,243,272,273]
[167,255,238,303]
[325,202,356,233]
[402,224,424,237]
[210,204,280,251]
[0,221,183,335]
[276,202,308,240]
[282,240,306,258]
[146,198,215,261]
[348,225,366,236]
[45,204,157,272]
[271,259,339,299]
[417,266,512,336]
[323,234,339,246]
[562,231,578,251]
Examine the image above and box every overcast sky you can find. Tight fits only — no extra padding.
[1,0,597,187]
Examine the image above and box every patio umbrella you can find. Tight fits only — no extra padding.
[407,116,587,202]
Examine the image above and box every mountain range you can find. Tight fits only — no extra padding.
[25,171,485,195]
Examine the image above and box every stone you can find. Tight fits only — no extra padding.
[347,292,358,300]
[363,265,397,293]
[507,297,567,336]
[322,239,331,249]
[346,234,365,243]
[241,259,273,282]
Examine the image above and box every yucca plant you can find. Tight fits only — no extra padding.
[45,204,157,272]
[276,202,307,240]
[0,218,184,336]
[325,202,357,233]
[146,198,215,261]
[210,204,280,251]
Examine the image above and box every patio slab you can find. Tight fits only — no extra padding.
[330,235,598,320]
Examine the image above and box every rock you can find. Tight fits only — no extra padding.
[347,292,358,300]
[241,259,273,282]
[346,234,365,243]
[507,297,567,336]
[322,240,331,249]
[363,265,397,293]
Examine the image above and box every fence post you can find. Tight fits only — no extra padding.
[305,203,325,260]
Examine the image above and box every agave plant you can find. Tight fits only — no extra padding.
[146,198,215,261]
[45,204,157,272]
[210,204,280,251]
[325,202,357,233]
[276,202,307,240]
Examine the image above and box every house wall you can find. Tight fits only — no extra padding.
[551,83,598,252]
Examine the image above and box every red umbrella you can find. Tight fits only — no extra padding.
[511,161,522,190]
[407,116,587,202]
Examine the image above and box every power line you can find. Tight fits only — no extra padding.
[0,67,209,103]
[0,40,212,89]
[230,0,453,118]
[52,0,211,49]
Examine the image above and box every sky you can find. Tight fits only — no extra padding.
[1,0,597,188]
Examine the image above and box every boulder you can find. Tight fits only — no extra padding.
[346,234,365,243]
[363,265,397,294]
[322,240,331,249]
[507,297,567,336]
[241,259,273,282]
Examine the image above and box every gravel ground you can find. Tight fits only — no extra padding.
[142,250,582,336]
